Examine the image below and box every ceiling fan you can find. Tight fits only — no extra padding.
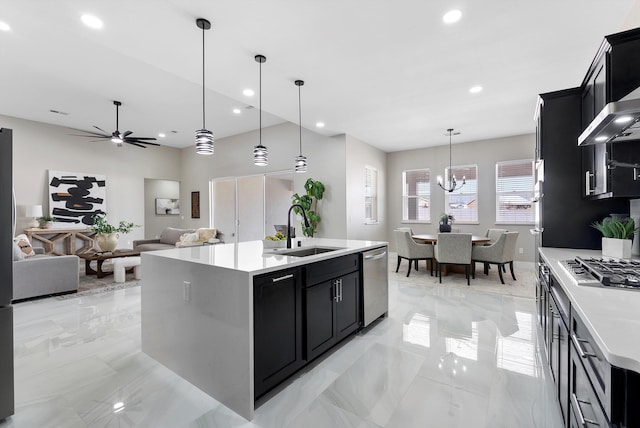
[72,100,160,148]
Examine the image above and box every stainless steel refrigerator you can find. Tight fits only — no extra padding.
[0,128,14,420]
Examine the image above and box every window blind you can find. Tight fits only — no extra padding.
[496,159,534,224]
[444,165,478,223]
[365,166,378,222]
[402,169,430,222]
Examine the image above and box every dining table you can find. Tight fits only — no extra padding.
[412,234,491,245]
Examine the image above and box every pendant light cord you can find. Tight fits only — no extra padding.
[448,129,452,182]
[259,60,262,145]
[202,26,206,129]
[298,84,302,155]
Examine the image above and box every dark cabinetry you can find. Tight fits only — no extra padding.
[535,90,627,249]
[580,28,640,199]
[305,254,360,362]
[253,267,303,398]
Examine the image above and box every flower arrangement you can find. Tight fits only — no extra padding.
[89,214,138,235]
[439,213,454,225]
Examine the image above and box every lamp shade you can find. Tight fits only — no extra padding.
[25,205,43,218]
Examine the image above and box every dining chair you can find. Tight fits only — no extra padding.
[433,233,472,285]
[485,228,507,244]
[471,231,519,284]
[394,229,434,277]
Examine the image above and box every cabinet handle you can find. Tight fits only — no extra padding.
[271,274,294,283]
[364,251,387,260]
[333,280,339,302]
[571,393,600,427]
[571,333,597,359]
[585,171,595,196]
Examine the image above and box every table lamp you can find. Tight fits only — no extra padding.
[25,205,43,228]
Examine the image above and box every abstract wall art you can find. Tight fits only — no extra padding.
[48,170,106,226]
[156,198,180,215]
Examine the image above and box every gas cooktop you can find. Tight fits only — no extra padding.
[558,257,640,289]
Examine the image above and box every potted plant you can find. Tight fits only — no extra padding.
[37,215,56,229]
[591,217,639,259]
[292,178,325,237]
[89,214,138,252]
[439,213,454,233]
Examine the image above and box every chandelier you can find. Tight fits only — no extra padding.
[437,128,465,192]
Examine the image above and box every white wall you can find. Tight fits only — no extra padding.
[345,134,387,241]
[179,122,348,239]
[386,134,536,262]
[4,114,181,248]
[144,179,181,240]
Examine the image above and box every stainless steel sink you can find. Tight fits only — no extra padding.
[277,246,343,257]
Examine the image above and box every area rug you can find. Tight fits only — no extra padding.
[388,252,536,299]
[56,263,141,300]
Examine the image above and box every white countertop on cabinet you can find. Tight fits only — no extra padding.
[539,247,640,373]
[143,238,388,275]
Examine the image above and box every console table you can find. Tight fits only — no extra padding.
[24,227,96,256]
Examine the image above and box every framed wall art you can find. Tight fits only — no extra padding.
[191,191,200,219]
[155,198,180,215]
[48,170,106,226]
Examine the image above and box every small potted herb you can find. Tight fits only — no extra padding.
[591,217,639,259]
[37,215,56,229]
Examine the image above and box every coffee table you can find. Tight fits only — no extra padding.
[78,249,141,278]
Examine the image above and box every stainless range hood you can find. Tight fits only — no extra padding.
[578,86,640,146]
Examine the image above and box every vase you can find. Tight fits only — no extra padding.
[602,237,632,259]
[439,223,452,233]
[95,232,119,252]
[39,221,53,229]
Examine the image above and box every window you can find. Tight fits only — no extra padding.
[444,165,477,223]
[364,166,378,223]
[402,169,430,222]
[496,160,534,224]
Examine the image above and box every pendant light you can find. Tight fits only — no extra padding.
[195,18,214,155]
[437,128,465,192]
[253,54,268,166]
[294,80,307,173]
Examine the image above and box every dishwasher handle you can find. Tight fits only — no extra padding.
[364,250,387,261]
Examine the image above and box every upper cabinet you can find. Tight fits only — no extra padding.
[579,27,640,199]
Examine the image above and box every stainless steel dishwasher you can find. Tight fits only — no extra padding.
[361,246,389,327]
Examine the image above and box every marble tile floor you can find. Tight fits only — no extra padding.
[1,266,563,428]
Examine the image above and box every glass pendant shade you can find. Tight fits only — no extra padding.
[438,128,465,192]
[295,154,307,173]
[253,144,268,166]
[195,129,214,155]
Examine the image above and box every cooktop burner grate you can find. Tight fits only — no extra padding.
[559,257,640,289]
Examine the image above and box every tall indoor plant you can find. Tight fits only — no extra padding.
[292,178,325,237]
[89,213,138,252]
[591,217,639,259]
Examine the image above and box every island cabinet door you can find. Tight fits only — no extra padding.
[305,280,336,361]
[335,271,360,342]
[253,268,303,399]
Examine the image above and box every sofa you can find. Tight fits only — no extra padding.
[13,247,79,301]
[133,227,223,252]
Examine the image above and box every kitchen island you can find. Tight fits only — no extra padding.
[140,238,388,420]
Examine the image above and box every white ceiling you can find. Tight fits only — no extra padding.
[1,1,639,152]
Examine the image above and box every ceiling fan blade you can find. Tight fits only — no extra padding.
[93,125,108,134]
[70,133,110,138]
[122,130,133,137]
[130,140,161,146]
[126,141,147,148]
[128,136,157,141]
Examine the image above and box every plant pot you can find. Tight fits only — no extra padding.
[39,221,53,229]
[602,237,632,259]
[95,232,119,252]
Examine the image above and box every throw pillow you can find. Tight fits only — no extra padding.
[13,234,35,257]
[12,241,25,261]
[196,228,217,242]
[179,232,199,243]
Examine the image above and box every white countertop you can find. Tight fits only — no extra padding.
[142,238,388,275]
[539,247,640,373]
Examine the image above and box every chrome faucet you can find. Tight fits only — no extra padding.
[287,204,310,248]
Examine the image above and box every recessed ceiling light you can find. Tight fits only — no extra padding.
[0,21,10,32]
[233,108,241,114]
[81,14,103,29]
[595,136,608,142]
[243,89,255,97]
[443,9,462,24]
[614,116,633,124]
[469,86,483,94]
[158,133,166,138]
[316,122,325,128]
